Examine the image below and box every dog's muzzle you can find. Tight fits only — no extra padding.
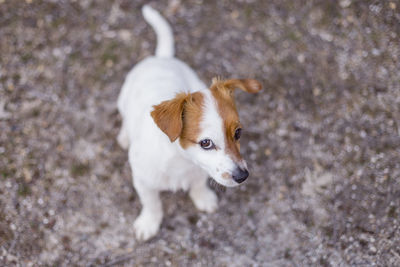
[232,167,249,184]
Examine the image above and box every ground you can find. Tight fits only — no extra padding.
[1,0,399,266]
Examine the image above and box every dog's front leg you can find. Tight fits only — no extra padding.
[133,180,163,241]
[189,176,218,213]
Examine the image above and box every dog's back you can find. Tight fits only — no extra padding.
[117,6,206,122]
[116,6,207,164]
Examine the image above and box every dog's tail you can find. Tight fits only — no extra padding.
[142,5,174,58]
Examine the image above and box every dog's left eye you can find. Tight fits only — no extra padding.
[234,128,242,140]
[199,139,215,150]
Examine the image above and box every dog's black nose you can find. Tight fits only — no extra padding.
[232,168,249,184]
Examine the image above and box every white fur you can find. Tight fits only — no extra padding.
[142,5,174,57]
[117,5,244,241]
[182,89,239,187]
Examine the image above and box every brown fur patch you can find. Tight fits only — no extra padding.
[210,78,262,161]
[179,91,205,148]
[214,78,262,94]
[210,81,242,161]
[151,92,204,146]
[151,93,189,142]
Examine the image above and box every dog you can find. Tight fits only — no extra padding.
[117,5,262,241]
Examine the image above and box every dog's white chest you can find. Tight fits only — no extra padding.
[160,155,205,192]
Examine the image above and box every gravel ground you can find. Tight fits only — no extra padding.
[1,0,399,266]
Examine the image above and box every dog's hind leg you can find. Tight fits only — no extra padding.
[133,179,163,241]
[117,120,130,150]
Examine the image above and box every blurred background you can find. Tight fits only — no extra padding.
[1,0,399,265]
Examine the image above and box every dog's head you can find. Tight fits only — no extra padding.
[151,78,262,187]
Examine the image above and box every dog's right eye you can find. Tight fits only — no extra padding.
[199,139,215,150]
[234,128,242,140]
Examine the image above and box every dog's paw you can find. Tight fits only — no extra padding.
[190,188,218,213]
[134,213,160,241]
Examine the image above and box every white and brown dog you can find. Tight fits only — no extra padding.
[117,5,261,241]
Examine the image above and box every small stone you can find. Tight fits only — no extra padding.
[7,83,14,91]
[230,10,239,20]
[347,15,354,23]
[371,48,381,56]
[118,30,132,42]
[319,32,333,42]
[369,246,377,254]
[0,101,11,119]
[313,87,321,96]
[389,2,396,9]
[297,54,305,63]
[37,64,45,72]
[279,186,288,193]
[23,168,32,183]
[340,0,351,8]
[106,59,114,68]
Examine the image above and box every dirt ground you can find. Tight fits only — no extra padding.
[1,0,399,266]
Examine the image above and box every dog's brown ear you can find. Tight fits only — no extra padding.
[222,79,262,94]
[151,93,188,142]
